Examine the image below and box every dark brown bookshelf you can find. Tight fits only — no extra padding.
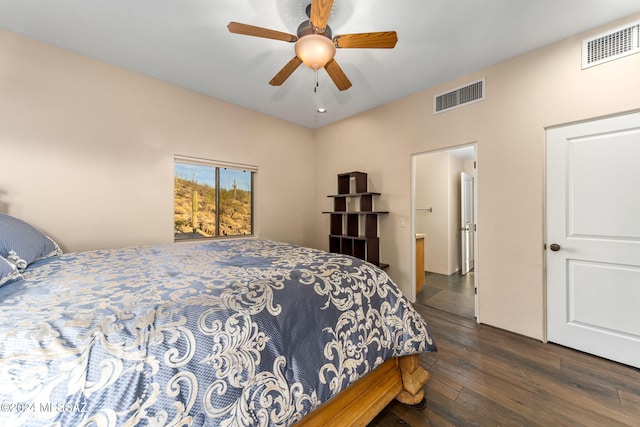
[323,172,388,269]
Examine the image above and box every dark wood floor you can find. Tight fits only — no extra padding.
[416,271,475,319]
[369,304,640,426]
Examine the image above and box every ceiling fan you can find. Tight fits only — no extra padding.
[227,0,398,91]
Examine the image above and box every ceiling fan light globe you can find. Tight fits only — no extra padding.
[294,34,336,70]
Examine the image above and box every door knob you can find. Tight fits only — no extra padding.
[549,243,561,252]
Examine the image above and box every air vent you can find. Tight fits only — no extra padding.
[582,20,640,69]
[434,78,485,114]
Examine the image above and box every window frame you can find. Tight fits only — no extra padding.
[174,155,256,241]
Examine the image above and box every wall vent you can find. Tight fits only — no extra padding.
[434,78,485,114]
[582,20,640,69]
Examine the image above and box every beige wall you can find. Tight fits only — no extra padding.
[415,151,460,275]
[0,30,316,252]
[2,12,640,342]
[447,154,464,275]
[314,13,640,340]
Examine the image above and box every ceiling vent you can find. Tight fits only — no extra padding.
[582,20,640,69]
[434,78,485,114]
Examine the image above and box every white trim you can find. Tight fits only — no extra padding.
[174,154,258,172]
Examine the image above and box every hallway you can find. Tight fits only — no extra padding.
[416,271,475,319]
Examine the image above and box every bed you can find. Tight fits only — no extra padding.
[0,213,436,426]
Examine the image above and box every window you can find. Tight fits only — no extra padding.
[174,156,255,240]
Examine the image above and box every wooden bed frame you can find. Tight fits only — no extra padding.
[297,354,430,426]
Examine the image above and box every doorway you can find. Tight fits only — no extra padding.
[412,145,478,319]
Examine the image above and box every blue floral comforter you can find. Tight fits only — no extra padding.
[0,239,435,426]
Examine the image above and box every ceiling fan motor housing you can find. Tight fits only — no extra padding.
[297,20,332,40]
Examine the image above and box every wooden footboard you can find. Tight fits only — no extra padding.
[297,354,430,426]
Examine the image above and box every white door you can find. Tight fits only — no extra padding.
[546,111,640,368]
[460,172,474,275]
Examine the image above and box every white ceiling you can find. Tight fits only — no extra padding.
[2,0,639,129]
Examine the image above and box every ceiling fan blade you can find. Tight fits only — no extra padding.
[310,0,334,33]
[333,31,398,49]
[269,57,303,86]
[227,22,297,42]
[324,58,352,91]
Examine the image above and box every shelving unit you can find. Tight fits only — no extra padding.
[322,172,388,269]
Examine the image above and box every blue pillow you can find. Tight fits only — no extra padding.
[0,255,22,286]
[0,213,62,271]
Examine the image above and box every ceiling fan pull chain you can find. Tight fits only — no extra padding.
[314,70,319,93]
